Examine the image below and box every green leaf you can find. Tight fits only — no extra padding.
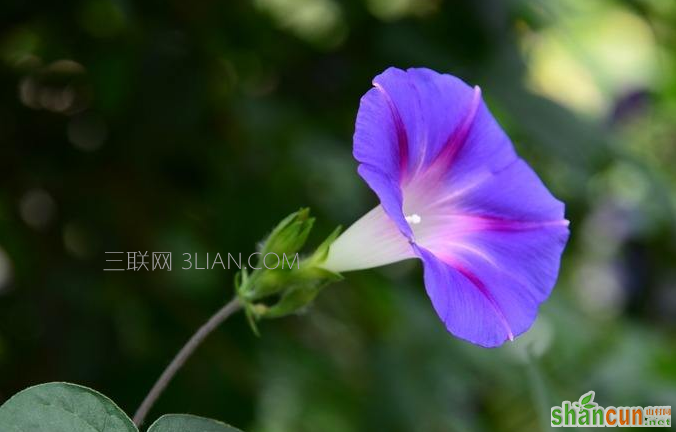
[585,404,595,409]
[0,382,136,432]
[148,414,244,432]
[580,391,594,405]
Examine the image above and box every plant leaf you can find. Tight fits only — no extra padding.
[580,391,593,405]
[148,414,244,432]
[0,382,137,432]
[585,404,595,409]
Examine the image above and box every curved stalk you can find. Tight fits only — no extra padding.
[133,298,242,427]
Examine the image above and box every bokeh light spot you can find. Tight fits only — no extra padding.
[19,189,56,230]
[67,112,108,151]
[255,0,347,48]
[0,247,13,295]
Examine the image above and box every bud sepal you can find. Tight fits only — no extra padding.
[234,209,343,331]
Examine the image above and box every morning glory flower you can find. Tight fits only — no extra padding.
[322,67,569,347]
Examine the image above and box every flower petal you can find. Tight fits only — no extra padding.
[415,244,532,347]
[419,220,568,346]
[436,84,518,188]
[411,161,569,347]
[353,85,411,238]
[353,67,483,238]
[448,158,566,224]
[401,68,484,176]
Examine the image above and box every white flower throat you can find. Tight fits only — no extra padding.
[320,205,417,273]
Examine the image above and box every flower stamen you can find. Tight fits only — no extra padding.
[405,214,422,225]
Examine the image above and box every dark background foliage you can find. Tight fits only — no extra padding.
[1,0,675,431]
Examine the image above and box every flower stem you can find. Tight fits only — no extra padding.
[132,297,242,427]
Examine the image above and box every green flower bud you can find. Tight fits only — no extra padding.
[235,209,343,330]
[260,267,342,318]
[259,208,314,258]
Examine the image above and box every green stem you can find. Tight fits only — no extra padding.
[132,297,242,427]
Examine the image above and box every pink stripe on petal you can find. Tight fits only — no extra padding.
[423,214,569,233]
[459,215,570,231]
[373,82,409,179]
[450,263,515,341]
[432,85,482,171]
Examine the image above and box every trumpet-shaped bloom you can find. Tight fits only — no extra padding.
[322,67,569,347]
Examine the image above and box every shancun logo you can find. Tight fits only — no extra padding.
[551,391,671,427]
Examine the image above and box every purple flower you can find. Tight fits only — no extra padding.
[322,67,569,347]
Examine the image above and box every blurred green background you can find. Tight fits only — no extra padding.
[1,0,675,430]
